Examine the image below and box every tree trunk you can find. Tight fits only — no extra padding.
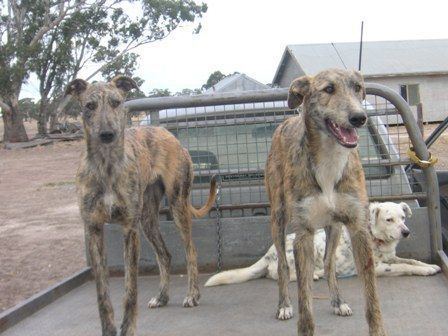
[2,97,29,143]
[49,111,59,132]
[37,98,49,136]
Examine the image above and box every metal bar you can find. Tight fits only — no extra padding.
[365,83,442,261]
[438,250,448,279]
[358,21,364,71]
[158,192,427,214]
[417,103,424,136]
[362,159,412,167]
[149,110,160,126]
[125,88,288,112]
[192,157,411,180]
[0,268,92,333]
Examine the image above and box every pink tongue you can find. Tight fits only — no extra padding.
[338,127,358,143]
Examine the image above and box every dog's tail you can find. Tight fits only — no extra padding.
[189,177,217,218]
[204,257,268,287]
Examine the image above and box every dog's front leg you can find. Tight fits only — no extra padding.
[271,197,293,320]
[86,222,117,336]
[387,256,441,273]
[324,225,352,316]
[293,229,315,336]
[347,224,387,336]
[120,226,140,336]
[375,262,438,276]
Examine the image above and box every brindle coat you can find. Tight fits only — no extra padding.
[66,76,217,336]
[265,69,387,335]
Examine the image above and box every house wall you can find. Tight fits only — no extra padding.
[365,74,448,122]
[276,56,304,88]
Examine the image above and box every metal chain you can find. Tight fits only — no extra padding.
[214,175,223,273]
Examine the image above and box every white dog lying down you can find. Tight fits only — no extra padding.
[205,202,441,287]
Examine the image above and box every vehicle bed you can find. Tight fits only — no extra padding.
[2,274,448,336]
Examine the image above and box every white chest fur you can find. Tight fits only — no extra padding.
[314,139,349,208]
[103,190,116,214]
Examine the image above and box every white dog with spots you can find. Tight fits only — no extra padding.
[205,202,441,288]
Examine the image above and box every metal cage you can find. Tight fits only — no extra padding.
[116,83,443,271]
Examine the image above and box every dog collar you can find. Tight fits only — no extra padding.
[368,225,386,246]
[372,238,386,246]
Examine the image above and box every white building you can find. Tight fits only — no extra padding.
[272,39,448,122]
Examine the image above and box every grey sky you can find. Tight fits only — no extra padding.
[21,0,448,98]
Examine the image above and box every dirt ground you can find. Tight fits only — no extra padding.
[0,120,85,312]
[0,120,447,313]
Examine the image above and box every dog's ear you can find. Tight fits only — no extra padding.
[400,202,412,218]
[287,76,311,109]
[111,75,138,95]
[65,79,88,98]
[352,70,366,100]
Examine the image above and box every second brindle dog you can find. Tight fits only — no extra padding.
[66,76,217,336]
[265,69,387,335]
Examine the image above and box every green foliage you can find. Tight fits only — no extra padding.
[0,0,207,137]
[18,98,39,120]
[174,88,201,96]
[148,88,172,97]
[202,70,227,90]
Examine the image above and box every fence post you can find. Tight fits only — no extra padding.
[417,102,424,137]
[150,110,160,126]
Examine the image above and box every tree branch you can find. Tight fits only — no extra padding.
[0,97,11,112]
[29,0,88,47]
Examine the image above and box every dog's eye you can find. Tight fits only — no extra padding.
[354,84,362,93]
[324,84,335,94]
[386,218,393,222]
[85,101,97,110]
[110,99,121,108]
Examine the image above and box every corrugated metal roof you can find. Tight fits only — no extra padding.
[274,39,448,83]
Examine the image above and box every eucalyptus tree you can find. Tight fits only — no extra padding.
[1,0,207,142]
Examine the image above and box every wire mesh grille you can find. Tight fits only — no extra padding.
[131,92,423,218]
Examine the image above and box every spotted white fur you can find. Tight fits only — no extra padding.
[205,202,441,287]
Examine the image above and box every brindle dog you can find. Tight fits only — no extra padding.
[66,76,217,336]
[265,69,387,336]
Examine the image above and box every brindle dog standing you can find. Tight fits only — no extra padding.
[66,76,217,336]
[265,69,387,336]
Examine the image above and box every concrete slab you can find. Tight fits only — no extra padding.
[3,274,448,336]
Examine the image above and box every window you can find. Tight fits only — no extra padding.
[399,84,420,106]
[172,118,389,182]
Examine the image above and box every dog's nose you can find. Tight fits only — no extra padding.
[99,131,115,143]
[402,229,410,238]
[349,113,367,127]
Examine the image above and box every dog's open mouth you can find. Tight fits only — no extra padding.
[325,119,358,148]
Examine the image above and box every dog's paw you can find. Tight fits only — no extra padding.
[333,303,353,316]
[276,305,294,320]
[429,264,441,273]
[419,266,439,276]
[147,295,168,309]
[182,295,199,308]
